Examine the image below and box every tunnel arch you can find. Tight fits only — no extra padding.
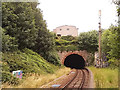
[61,51,87,64]
[64,54,85,69]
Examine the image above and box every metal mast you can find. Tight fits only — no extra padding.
[98,10,102,67]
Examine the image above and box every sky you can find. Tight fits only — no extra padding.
[38,0,117,33]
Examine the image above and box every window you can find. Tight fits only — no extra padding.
[57,34,61,37]
[67,28,69,30]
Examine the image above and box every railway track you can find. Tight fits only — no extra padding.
[60,68,90,89]
[41,68,91,88]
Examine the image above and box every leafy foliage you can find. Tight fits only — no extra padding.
[101,26,120,60]
[78,30,98,53]
[108,58,120,69]
[55,36,78,51]
[2,2,60,65]
[86,53,95,66]
[101,2,120,68]
[2,48,57,74]
[113,1,120,16]
[2,28,18,52]
[2,2,61,85]
[44,50,61,65]
[2,2,38,49]
[2,71,20,85]
[55,39,70,46]
[61,36,77,41]
[101,29,111,55]
[107,26,120,59]
[2,48,59,84]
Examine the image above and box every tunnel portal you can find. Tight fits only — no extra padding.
[64,54,85,69]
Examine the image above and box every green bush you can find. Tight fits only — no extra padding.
[56,45,66,52]
[70,40,78,45]
[2,48,60,84]
[55,36,79,52]
[61,36,77,41]
[2,28,18,52]
[2,71,20,85]
[56,45,78,52]
[2,71,12,83]
[2,48,60,83]
[108,58,120,69]
[86,54,94,66]
[65,45,78,51]
[55,39,70,46]
[45,50,61,66]
[2,62,10,72]
[22,48,61,66]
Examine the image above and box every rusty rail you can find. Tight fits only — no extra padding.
[61,68,89,89]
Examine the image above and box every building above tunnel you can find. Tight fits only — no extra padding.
[52,25,78,37]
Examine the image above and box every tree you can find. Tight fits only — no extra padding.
[78,30,98,53]
[101,29,111,55]
[2,28,18,52]
[101,25,120,68]
[2,2,38,49]
[113,0,120,16]
[2,2,60,65]
[35,30,55,56]
[31,6,60,65]
[107,26,120,59]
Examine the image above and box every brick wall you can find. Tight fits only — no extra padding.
[58,50,89,64]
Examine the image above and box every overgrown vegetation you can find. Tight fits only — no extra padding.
[78,30,98,53]
[88,67,118,88]
[55,31,99,65]
[55,36,78,51]
[101,26,120,68]
[2,2,60,65]
[103,0,120,68]
[1,2,61,85]
[2,67,71,88]
[2,48,58,85]
[101,26,120,59]
[55,30,98,53]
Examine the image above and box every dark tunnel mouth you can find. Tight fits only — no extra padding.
[64,54,85,69]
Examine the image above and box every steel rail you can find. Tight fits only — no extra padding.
[61,68,89,89]
[62,69,78,89]
[79,69,85,88]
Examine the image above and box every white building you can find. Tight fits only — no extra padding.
[53,25,78,37]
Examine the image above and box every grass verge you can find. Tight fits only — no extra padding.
[2,67,71,88]
[88,66,118,88]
